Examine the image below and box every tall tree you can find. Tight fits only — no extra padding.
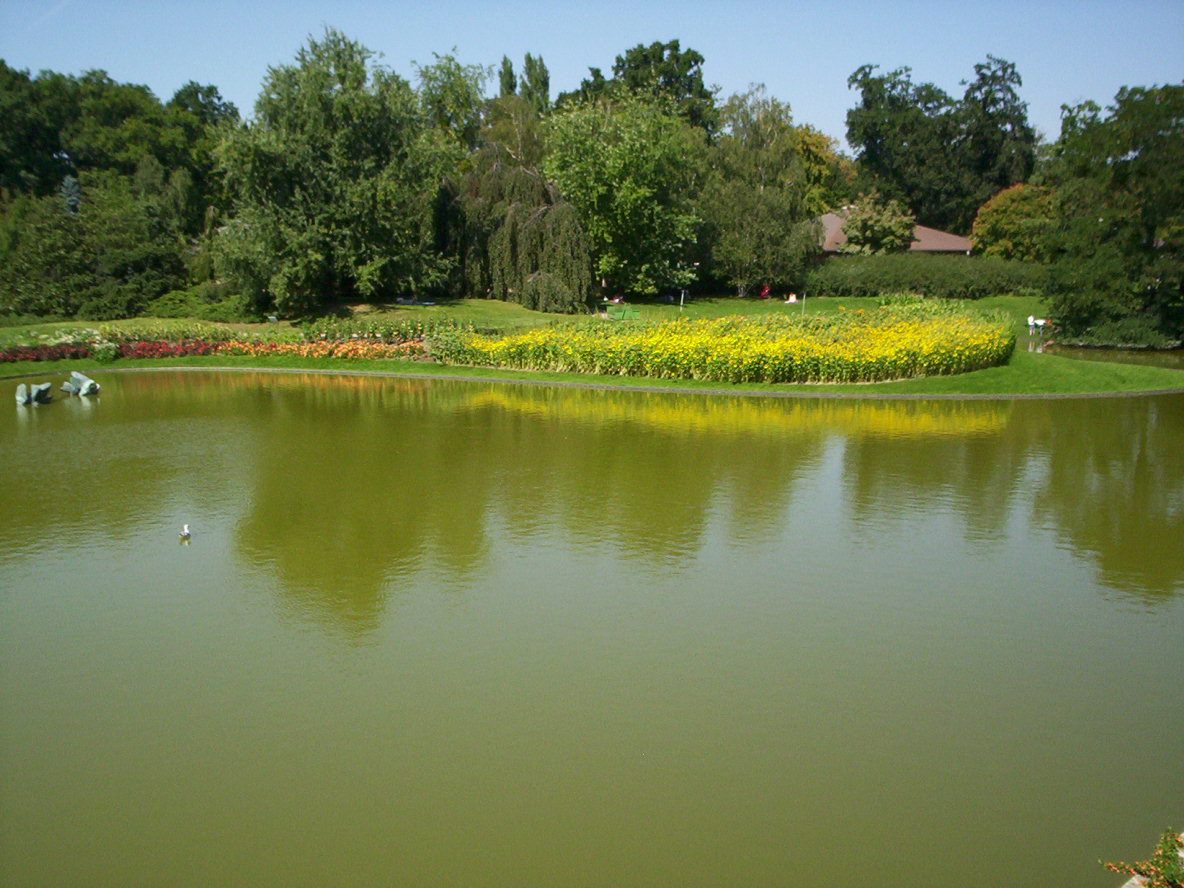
[0,62,70,199]
[216,29,458,315]
[698,87,820,294]
[1040,83,1184,341]
[544,94,706,295]
[414,51,490,150]
[959,56,1037,212]
[445,144,592,311]
[846,58,1036,234]
[497,56,517,99]
[558,40,718,134]
[520,53,550,115]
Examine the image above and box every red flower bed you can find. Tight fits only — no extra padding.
[118,339,220,359]
[0,344,92,362]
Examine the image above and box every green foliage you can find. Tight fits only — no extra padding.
[838,192,915,254]
[146,281,259,322]
[482,95,545,167]
[971,183,1053,260]
[0,171,186,318]
[1041,83,1184,341]
[446,146,592,312]
[698,87,821,294]
[216,29,458,315]
[415,50,490,150]
[0,61,71,198]
[520,54,551,115]
[544,94,705,296]
[558,40,718,134]
[805,253,1046,300]
[846,57,1036,233]
[1103,830,1184,888]
[498,56,517,98]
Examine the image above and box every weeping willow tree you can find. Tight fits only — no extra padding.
[446,143,592,312]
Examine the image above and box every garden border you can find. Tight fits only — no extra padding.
[4,364,1184,400]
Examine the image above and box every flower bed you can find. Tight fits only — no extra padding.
[2,338,425,363]
[426,305,1015,384]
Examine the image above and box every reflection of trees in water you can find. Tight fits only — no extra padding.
[841,399,1026,542]
[234,379,494,636]
[8,371,1174,632]
[839,394,1184,602]
[1033,395,1184,602]
[0,372,253,553]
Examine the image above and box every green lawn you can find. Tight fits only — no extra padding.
[0,294,1048,345]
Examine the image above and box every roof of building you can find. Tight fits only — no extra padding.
[819,211,972,253]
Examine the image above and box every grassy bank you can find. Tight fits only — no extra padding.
[3,295,1181,396]
[4,347,1182,397]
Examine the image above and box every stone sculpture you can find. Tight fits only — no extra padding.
[61,371,100,396]
[15,382,53,405]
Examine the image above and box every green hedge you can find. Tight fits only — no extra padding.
[804,253,1046,300]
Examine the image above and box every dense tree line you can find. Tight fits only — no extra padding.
[1,30,1180,343]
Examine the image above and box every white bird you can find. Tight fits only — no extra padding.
[180,524,191,540]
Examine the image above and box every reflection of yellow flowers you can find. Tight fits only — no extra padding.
[463,387,1009,438]
[433,308,1015,384]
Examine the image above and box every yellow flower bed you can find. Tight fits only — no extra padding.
[430,306,1015,384]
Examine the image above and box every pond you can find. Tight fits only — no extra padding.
[1,370,1181,888]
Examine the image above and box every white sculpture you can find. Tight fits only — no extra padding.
[61,371,100,396]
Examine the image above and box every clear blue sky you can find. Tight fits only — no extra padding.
[2,0,1181,149]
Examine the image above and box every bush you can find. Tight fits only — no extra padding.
[146,282,261,323]
[1103,829,1183,888]
[1061,315,1179,349]
[805,253,1046,300]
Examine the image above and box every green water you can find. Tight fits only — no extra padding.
[1,371,1181,888]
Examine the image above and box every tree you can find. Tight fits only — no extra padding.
[0,169,186,318]
[544,94,705,295]
[0,62,70,199]
[444,144,592,311]
[415,51,490,150]
[838,192,915,254]
[216,29,459,315]
[795,123,857,213]
[846,58,1036,234]
[698,87,821,295]
[971,183,1053,260]
[1040,83,1184,342]
[498,56,517,98]
[482,95,545,167]
[959,56,1037,212]
[558,40,718,134]
[520,53,550,115]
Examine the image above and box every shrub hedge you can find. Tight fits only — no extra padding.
[804,253,1046,300]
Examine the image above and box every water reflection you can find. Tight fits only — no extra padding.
[1,372,1180,632]
[1034,395,1184,601]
